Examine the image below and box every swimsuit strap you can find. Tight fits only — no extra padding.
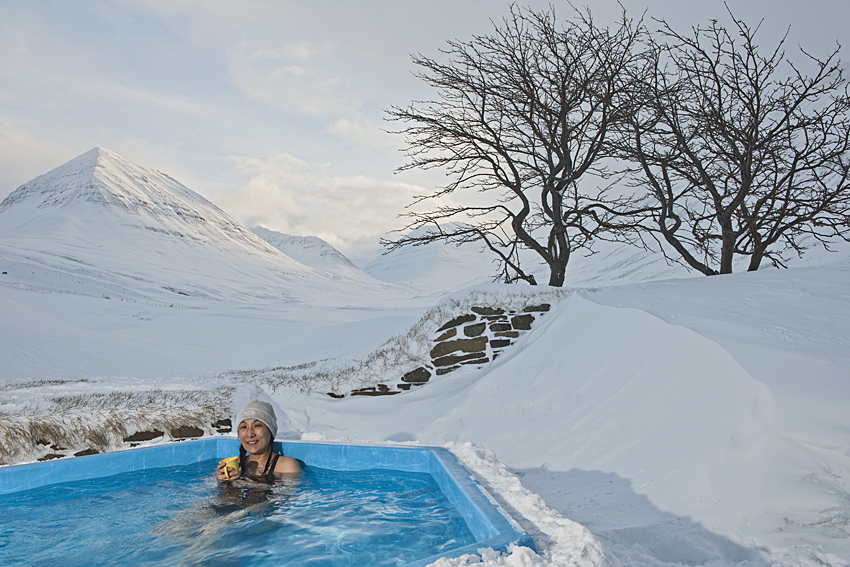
[261,451,280,479]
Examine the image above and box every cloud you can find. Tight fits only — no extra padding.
[227,39,353,116]
[325,115,397,150]
[251,41,321,63]
[216,152,425,257]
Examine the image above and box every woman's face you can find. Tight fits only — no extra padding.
[238,419,272,455]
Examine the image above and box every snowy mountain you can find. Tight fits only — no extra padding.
[364,227,499,293]
[364,231,688,292]
[0,148,407,305]
[366,224,850,291]
[0,148,266,250]
[250,226,370,281]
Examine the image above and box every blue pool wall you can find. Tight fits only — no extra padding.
[0,438,535,566]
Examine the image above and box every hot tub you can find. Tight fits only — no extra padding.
[0,439,535,566]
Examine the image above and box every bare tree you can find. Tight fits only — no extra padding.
[385,4,652,286]
[619,11,850,275]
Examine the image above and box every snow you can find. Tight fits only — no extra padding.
[364,224,500,293]
[2,149,850,567]
[250,225,376,282]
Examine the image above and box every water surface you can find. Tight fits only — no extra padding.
[0,458,475,566]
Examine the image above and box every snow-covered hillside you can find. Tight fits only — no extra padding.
[250,225,372,281]
[0,148,415,305]
[0,148,276,255]
[2,150,849,567]
[364,221,850,291]
[0,149,423,380]
[277,269,850,567]
[364,226,500,293]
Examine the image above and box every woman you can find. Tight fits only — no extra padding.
[154,401,298,550]
[216,400,301,482]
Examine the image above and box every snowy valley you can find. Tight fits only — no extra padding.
[1,149,849,567]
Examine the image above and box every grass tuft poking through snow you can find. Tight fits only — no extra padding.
[0,386,233,465]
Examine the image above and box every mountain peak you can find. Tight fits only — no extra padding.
[81,146,109,158]
[81,147,122,166]
[1,147,139,212]
[0,146,215,221]
[0,148,281,258]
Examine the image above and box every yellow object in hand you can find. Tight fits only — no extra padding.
[220,456,240,479]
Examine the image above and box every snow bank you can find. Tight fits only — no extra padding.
[271,283,849,566]
[435,441,616,567]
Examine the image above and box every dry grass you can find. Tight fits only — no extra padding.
[0,378,90,391]
[0,387,234,465]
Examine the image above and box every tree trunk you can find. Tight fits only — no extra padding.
[748,247,765,271]
[548,257,568,287]
[719,219,737,274]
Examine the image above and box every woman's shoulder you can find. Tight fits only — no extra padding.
[274,455,302,475]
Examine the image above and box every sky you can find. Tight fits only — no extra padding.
[2,0,849,263]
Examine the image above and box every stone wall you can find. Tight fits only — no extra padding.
[341,303,550,397]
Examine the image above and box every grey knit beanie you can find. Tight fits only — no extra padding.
[235,400,278,438]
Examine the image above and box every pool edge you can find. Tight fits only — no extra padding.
[0,438,536,565]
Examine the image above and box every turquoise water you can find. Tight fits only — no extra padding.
[0,459,476,566]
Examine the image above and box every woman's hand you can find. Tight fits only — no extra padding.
[216,460,238,481]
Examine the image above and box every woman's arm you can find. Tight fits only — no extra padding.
[274,455,302,476]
